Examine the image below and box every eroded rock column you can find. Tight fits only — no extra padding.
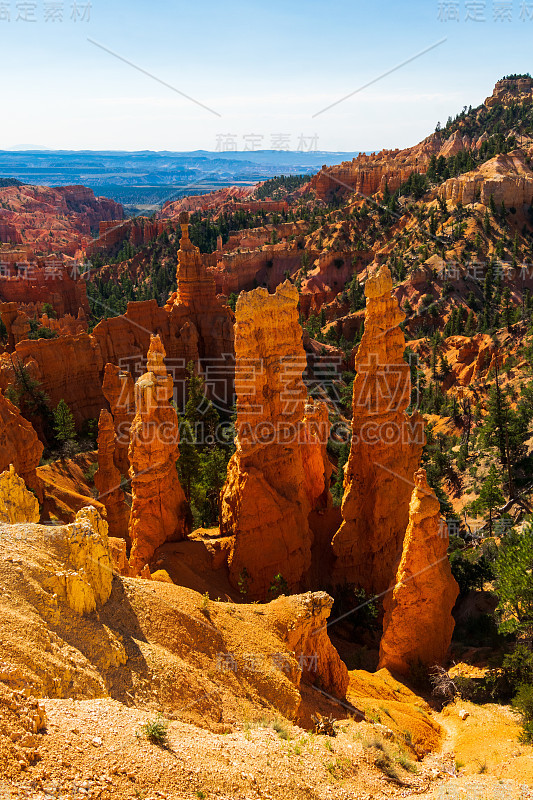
[332,265,425,595]
[128,335,190,575]
[378,469,459,675]
[220,281,331,600]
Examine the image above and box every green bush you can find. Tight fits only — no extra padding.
[513,683,533,743]
[139,714,169,745]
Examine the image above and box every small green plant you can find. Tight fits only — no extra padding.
[268,573,289,599]
[237,567,250,598]
[475,758,488,774]
[83,463,98,483]
[196,792,206,800]
[324,738,333,752]
[139,714,169,746]
[396,750,419,774]
[200,592,210,616]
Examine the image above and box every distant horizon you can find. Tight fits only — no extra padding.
[2,147,365,155]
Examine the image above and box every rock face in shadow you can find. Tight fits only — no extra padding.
[378,469,459,676]
[220,281,331,600]
[94,409,130,543]
[0,390,43,499]
[128,335,190,576]
[332,265,425,595]
[102,363,135,476]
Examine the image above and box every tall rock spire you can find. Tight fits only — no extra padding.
[128,334,191,575]
[175,211,219,310]
[378,469,459,675]
[220,281,331,600]
[332,265,425,595]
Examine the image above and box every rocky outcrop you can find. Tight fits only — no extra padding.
[438,151,533,207]
[485,76,533,108]
[128,335,190,575]
[161,186,255,219]
[220,281,331,600]
[94,409,130,542]
[0,390,43,496]
[0,263,90,319]
[332,266,425,595]
[42,506,113,615]
[378,469,459,675]
[0,465,39,524]
[0,184,122,255]
[275,591,349,698]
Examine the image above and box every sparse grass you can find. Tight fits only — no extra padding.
[324,757,352,780]
[475,758,488,774]
[396,750,419,774]
[196,792,206,800]
[364,732,387,751]
[456,758,466,771]
[139,714,169,746]
[272,719,291,740]
[374,752,405,783]
[324,738,333,752]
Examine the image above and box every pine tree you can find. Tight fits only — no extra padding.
[472,464,504,536]
[53,399,76,443]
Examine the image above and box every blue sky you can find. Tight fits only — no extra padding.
[3,0,532,151]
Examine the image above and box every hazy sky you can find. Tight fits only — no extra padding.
[3,0,532,152]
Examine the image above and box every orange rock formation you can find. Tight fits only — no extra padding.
[220,281,331,600]
[94,409,130,543]
[94,213,234,414]
[378,469,459,675]
[332,265,425,595]
[0,390,43,497]
[128,335,190,575]
[281,591,349,698]
[438,151,533,207]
